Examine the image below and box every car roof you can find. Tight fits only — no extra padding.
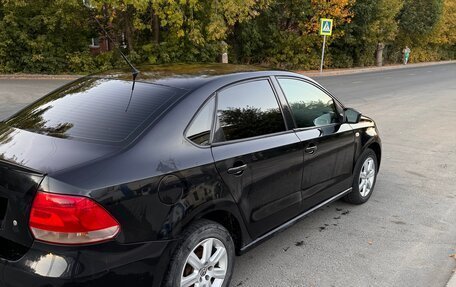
[90,63,306,90]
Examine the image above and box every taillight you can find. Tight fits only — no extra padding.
[29,191,120,245]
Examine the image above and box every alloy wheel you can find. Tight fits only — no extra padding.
[358,157,376,197]
[181,238,228,287]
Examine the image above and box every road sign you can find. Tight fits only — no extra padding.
[319,18,333,73]
[319,18,333,36]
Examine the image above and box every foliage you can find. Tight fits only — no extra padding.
[386,0,445,63]
[0,0,454,74]
[398,0,443,43]
[433,0,456,45]
[86,0,270,64]
[337,0,403,66]
[0,0,92,73]
[231,0,354,69]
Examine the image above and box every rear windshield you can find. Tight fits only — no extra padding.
[6,78,183,143]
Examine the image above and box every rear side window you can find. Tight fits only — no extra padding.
[213,79,286,143]
[186,97,215,146]
[6,78,182,143]
[278,78,339,128]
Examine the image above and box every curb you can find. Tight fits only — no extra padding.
[0,60,454,80]
[0,74,82,80]
[297,60,455,77]
[448,272,456,287]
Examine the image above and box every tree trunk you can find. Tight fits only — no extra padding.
[125,9,134,52]
[125,26,133,51]
[152,11,159,44]
[376,43,385,67]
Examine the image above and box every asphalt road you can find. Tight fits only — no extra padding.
[0,63,455,287]
[0,79,69,121]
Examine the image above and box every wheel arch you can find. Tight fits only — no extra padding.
[184,201,251,255]
[367,141,382,169]
[199,209,245,254]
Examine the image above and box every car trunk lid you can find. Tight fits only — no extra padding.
[0,126,119,260]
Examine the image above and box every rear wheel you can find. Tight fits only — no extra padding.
[344,148,378,204]
[163,220,235,287]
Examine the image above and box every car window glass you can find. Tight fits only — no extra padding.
[186,97,215,146]
[278,78,338,128]
[214,79,286,143]
[6,78,183,143]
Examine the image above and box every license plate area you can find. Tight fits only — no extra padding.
[0,197,7,228]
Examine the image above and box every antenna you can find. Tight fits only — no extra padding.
[83,0,139,95]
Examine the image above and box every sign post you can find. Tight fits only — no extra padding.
[319,18,333,73]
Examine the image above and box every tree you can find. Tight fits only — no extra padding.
[394,0,444,62]
[428,0,456,48]
[398,0,443,43]
[341,0,403,67]
[232,0,354,69]
[0,0,92,73]
[86,0,270,63]
[0,0,453,73]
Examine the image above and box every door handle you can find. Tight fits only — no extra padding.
[227,164,247,175]
[305,143,318,154]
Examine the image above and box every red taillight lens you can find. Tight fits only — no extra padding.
[29,191,120,245]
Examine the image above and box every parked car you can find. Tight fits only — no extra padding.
[0,64,381,287]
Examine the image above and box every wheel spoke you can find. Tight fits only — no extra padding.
[367,170,375,178]
[362,184,367,196]
[209,247,226,265]
[211,268,226,279]
[188,252,204,270]
[359,179,365,190]
[181,271,199,287]
[369,177,375,187]
[202,238,214,263]
[367,159,372,171]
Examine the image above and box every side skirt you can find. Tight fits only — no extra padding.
[239,187,352,254]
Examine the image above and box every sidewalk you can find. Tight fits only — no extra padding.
[448,269,456,287]
[0,60,454,80]
[0,74,81,80]
[296,60,455,77]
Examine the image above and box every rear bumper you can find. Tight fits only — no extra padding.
[0,239,178,287]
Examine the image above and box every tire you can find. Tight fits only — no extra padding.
[163,219,235,287]
[344,148,378,204]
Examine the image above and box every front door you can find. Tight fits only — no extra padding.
[211,79,303,238]
[276,77,355,209]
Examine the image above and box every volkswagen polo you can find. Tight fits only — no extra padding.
[0,64,381,287]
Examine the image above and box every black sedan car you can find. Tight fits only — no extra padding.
[0,64,381,287]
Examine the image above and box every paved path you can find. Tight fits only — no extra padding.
[0,63,455,287]
[0,79,69,120]
[234,63,456,287]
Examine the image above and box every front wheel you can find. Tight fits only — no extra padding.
[163,220,235,287]
[344,148,378,204]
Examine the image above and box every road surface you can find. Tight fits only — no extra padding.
[0,63,455,287]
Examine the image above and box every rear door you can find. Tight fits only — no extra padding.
[211,78,303,238]
[275,77,355,208]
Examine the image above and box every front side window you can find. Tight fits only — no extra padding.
[186,97,215,146]
[278,78,339,128]
[214,79,286,143]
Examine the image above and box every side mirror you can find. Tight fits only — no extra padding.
[344,108,361,124]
